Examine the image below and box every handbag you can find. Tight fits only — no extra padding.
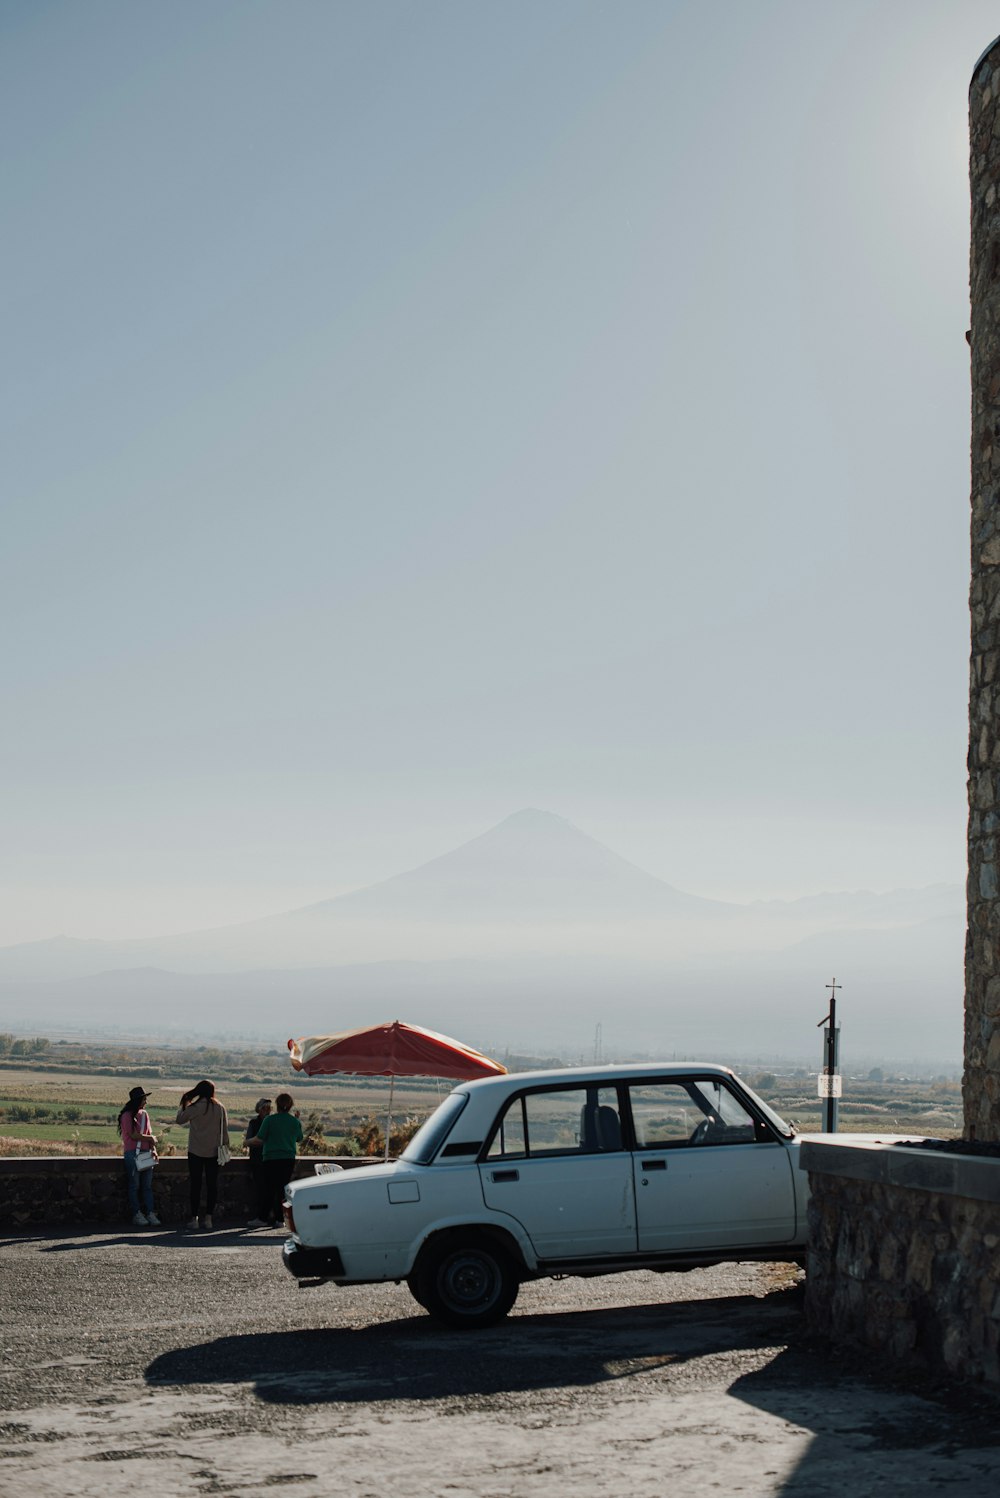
[135,1107,155,1170]
[216,1104,231,1166]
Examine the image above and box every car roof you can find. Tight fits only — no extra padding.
[455,1061,738,1094]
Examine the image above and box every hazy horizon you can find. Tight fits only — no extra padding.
[4,2,992,951]
[0,805,965,950]
[0,810,965,1065]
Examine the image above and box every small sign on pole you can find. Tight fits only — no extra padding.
[817,1073,842,1098]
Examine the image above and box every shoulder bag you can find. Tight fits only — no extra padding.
[135,1109,155,1170]
[216,1103,231,1167]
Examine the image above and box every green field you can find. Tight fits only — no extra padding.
[0,1058,452,1156]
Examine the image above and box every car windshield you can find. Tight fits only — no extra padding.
[400,1091,469,1164]
[735,1077,795,1138]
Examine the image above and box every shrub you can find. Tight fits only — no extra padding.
[331,1134,363,1157]
[300,1111,327,1155]
[335,1112,421,1157]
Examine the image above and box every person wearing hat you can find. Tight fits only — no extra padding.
[117,1086,160,1227]
[244,1097,272,1227]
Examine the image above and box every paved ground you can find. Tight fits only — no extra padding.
[2,1226,999,1497]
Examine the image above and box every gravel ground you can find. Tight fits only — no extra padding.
[2,1225,999,1496]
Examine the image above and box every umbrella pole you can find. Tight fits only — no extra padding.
[384,1074,395,1161]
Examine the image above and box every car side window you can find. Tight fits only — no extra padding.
[628,1080,760,1148]
[689,1079,760,1142]
[628,1083,700,1147]
[486,1096,527,1159]
[486,1086,622,1159]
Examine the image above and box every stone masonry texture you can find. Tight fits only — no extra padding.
[967,37,1000,1140]
[0,1155,371,1231]
[806,1171,1000,1384]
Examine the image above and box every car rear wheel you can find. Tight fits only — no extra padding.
[413,1237,519,1328]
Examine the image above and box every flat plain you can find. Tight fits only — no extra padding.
[0,1056,451,1156]
[0,1046,964,1157]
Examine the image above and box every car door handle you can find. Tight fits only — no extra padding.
[641,1159,667,1171]
[490,1169,519,1183]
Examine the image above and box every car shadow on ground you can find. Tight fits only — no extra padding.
[146,1286,805,1404]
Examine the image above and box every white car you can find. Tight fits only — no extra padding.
[283,1062,813,1328]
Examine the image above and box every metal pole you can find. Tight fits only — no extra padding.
[825,995,839,1132]
[384,1074,395,1162]
[817,978,842,1133]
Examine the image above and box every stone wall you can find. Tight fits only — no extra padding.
[0,1155,376,1233]
[968,36,1000,1140]
[803,1140,1000,1384]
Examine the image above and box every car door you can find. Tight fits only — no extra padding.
[478,1084,637,1259]
[626,1078,797,1252]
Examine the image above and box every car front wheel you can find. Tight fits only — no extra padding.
[413,1237,519,1328]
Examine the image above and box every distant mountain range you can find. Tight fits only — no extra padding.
[0,809,966,1063]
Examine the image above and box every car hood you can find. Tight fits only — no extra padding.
[794,1131,939,1145]
[290,1160,404,1192]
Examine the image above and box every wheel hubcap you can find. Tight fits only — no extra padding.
[441,1251,499,1311]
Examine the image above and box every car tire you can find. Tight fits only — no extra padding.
[414,1237,519,1329]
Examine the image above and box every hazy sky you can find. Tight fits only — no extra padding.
[2,1,994,944]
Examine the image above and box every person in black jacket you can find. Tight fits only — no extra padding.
[244,1098,272,1226]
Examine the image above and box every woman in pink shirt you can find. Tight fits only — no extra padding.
[118,1086,159,1227]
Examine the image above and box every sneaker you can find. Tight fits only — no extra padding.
[185,1217,200,1230]
[201,1214,213,1230]
[132,1212,148,1227]
[146,1212,161,1226]
[246,1218,268,1228]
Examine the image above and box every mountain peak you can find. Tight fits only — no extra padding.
[466,808,604,851]
[495,808,572,829]
[312,807,717,922]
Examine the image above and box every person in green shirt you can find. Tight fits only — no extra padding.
[249,1092,303,1227]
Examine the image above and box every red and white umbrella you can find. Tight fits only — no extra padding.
[287,1020,506,1157]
